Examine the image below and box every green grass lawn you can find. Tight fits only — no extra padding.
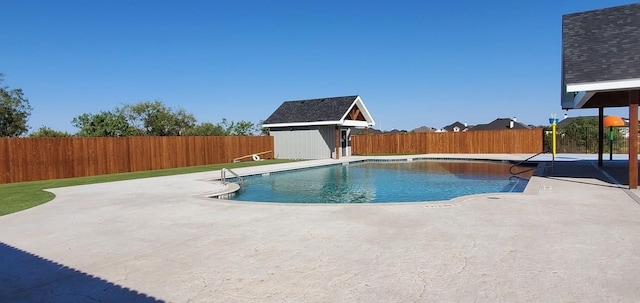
[0,159,294,217]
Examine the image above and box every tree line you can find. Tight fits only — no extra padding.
[0,73,264,138]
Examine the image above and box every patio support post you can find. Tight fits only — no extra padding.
[598,107,604,167]
[335,126,340,159]
[629,91,639,189]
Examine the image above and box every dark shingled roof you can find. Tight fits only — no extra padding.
[562,3,640,85]
[442,121,469,132]
[470,118,531,131]
[263,95,359,124]
[412,126,435,133]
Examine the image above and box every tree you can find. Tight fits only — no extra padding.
[183,122,227,136]
[217,118,233,136]
[0,73,32,137]
[554,117,625,153]
[554,117,598,153]
[70,101,264,137]
[257,120,269,136]
[230,120,255,136]
[29,126,73,137]
[72,111,136,137]
[182,119,262,136]
[216,118,258,136]
[119,101,196,136]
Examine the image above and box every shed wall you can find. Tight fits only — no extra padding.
[271,126,335,159]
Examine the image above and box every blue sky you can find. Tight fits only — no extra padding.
[1,0,636,133]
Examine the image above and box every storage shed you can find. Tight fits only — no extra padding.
[262,95,375,159]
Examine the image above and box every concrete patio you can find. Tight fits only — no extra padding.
[1,154,640,302]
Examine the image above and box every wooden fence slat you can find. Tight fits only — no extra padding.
[0,139,8,183]
[1,131,537,184]
[352,129,543,155]
[0,136,275,184]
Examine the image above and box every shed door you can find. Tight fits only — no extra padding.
[341,129,350,156]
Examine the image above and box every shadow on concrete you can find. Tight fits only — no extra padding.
[598,160,638,186]
[0,241,164,303]
[536,159,637,187]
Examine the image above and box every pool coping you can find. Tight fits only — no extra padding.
[200,155,545,205]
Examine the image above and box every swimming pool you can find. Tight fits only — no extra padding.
[223,159,534,203]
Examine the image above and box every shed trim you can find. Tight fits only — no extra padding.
[339,96,376,127]
[262,121,343,128]
[262,95,375,129]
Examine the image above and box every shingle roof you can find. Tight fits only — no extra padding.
[442,121,468,132]
[263,95,358,124]
[470,118,531,131]
[412,126,435,133]
[562,3,640,85]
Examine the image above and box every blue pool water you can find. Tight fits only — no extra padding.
[227,160,533,203]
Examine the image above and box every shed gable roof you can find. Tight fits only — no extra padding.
[262,95,375,128]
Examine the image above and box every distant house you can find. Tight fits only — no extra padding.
[470,118,531,131]
[262,95,375,159]
[442,121,470,132]
[412,126,436,133]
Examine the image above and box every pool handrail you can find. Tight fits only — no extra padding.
[509,150,547,176]
[221,168,244,185]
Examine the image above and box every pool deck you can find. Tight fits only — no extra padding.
[1,154,640,302]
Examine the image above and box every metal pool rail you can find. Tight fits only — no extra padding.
[221,168,244,185]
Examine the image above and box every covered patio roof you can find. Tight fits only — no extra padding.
[562,3,640,110]
[561,3,640,188]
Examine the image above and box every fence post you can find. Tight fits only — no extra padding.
[365,128,369,156]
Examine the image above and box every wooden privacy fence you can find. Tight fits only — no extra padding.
[0,136,273,184]
[352,129,543,155]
